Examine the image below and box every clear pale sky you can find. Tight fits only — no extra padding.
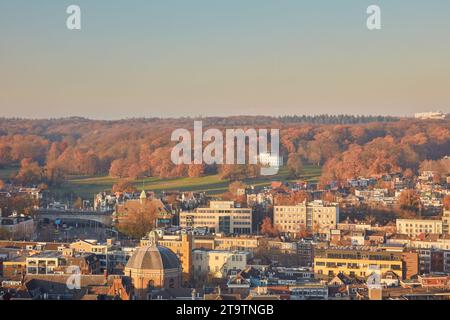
[0,0,449,119]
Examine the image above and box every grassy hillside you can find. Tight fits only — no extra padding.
[52,165,321,199]
[0,165,19,180]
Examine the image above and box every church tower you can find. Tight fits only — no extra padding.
[140,190,147,205]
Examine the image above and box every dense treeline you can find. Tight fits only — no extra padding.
[277,114,397,125]
[0,116,448,185]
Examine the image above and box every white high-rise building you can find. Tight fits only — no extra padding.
[179,201,252,234]
[414,111,447,120]
[274,200,339,235]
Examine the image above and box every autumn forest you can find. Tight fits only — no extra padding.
[0,116,449,190]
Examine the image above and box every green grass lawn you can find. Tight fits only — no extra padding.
[0,165,19,180]
[51,165,321,199]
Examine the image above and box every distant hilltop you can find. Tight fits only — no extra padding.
[414,111,448,120]
[0,114,400,126]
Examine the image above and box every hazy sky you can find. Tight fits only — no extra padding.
[1,0,449,119]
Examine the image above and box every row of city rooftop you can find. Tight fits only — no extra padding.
[1,165,449,300]
[2,207,450,301]
[1,166,447,212]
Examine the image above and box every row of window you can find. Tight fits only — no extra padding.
[275,207,336,213]
[315,261,401,270]
[216,240,257,246]
[276,220,334,224]
[401,223,440,228]
[324,253,399,261]
[405,227,440,231]
[196,210,251,214]
[194,254,245,261]
[196,265,240,273]
[183,215,251,220]
[276,213,335,218]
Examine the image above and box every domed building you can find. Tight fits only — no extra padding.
[125,237,182,299]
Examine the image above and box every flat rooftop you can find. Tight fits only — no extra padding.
[27,251,62,259]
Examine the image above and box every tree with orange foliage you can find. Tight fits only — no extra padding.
[0,145,12,166]
[274,191,310,205]
[46,142,61,164]
[116,201,161,238]
[73,197,83,210]
[0,179,5,190]
[45,161,66,186]
[127,163,143,180]
[444,195,450,211]
[117,210,155,239]
[287,153,303,178]
[420,159,450,177]
[221,181,248,204]
[109,159,128,178]
[260,217,278,237]
[188,164,205,178]
[139,143,152,176]
[403,168,415,179]
[219,164,259,181]
[296,224,311,239]
[398,189,421,212]
[112,180,137,193]
[229,181,247,196]
[45,144,66,186]
[15,158,42,186]
[322,191,336,203]
[433,173,442,184]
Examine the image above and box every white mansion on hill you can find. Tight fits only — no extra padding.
[414,111,447,120]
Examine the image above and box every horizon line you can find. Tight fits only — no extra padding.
[0,113,424,122]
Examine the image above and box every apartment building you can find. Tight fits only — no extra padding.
[26,251,65,275]
[0,215,34,240]
[68,239,132,272]
[1,256,27,279]
[274,200,339,235]
[396,219,443,237]
[388,234,450,251]
[314,246,418,280]
[193,234,261,251]
[290,283,329,300]
[192,250,251,279]
[387,234,450,274]
[213,234,262,251]
[179,201,252,234]
[69,239,109,254]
